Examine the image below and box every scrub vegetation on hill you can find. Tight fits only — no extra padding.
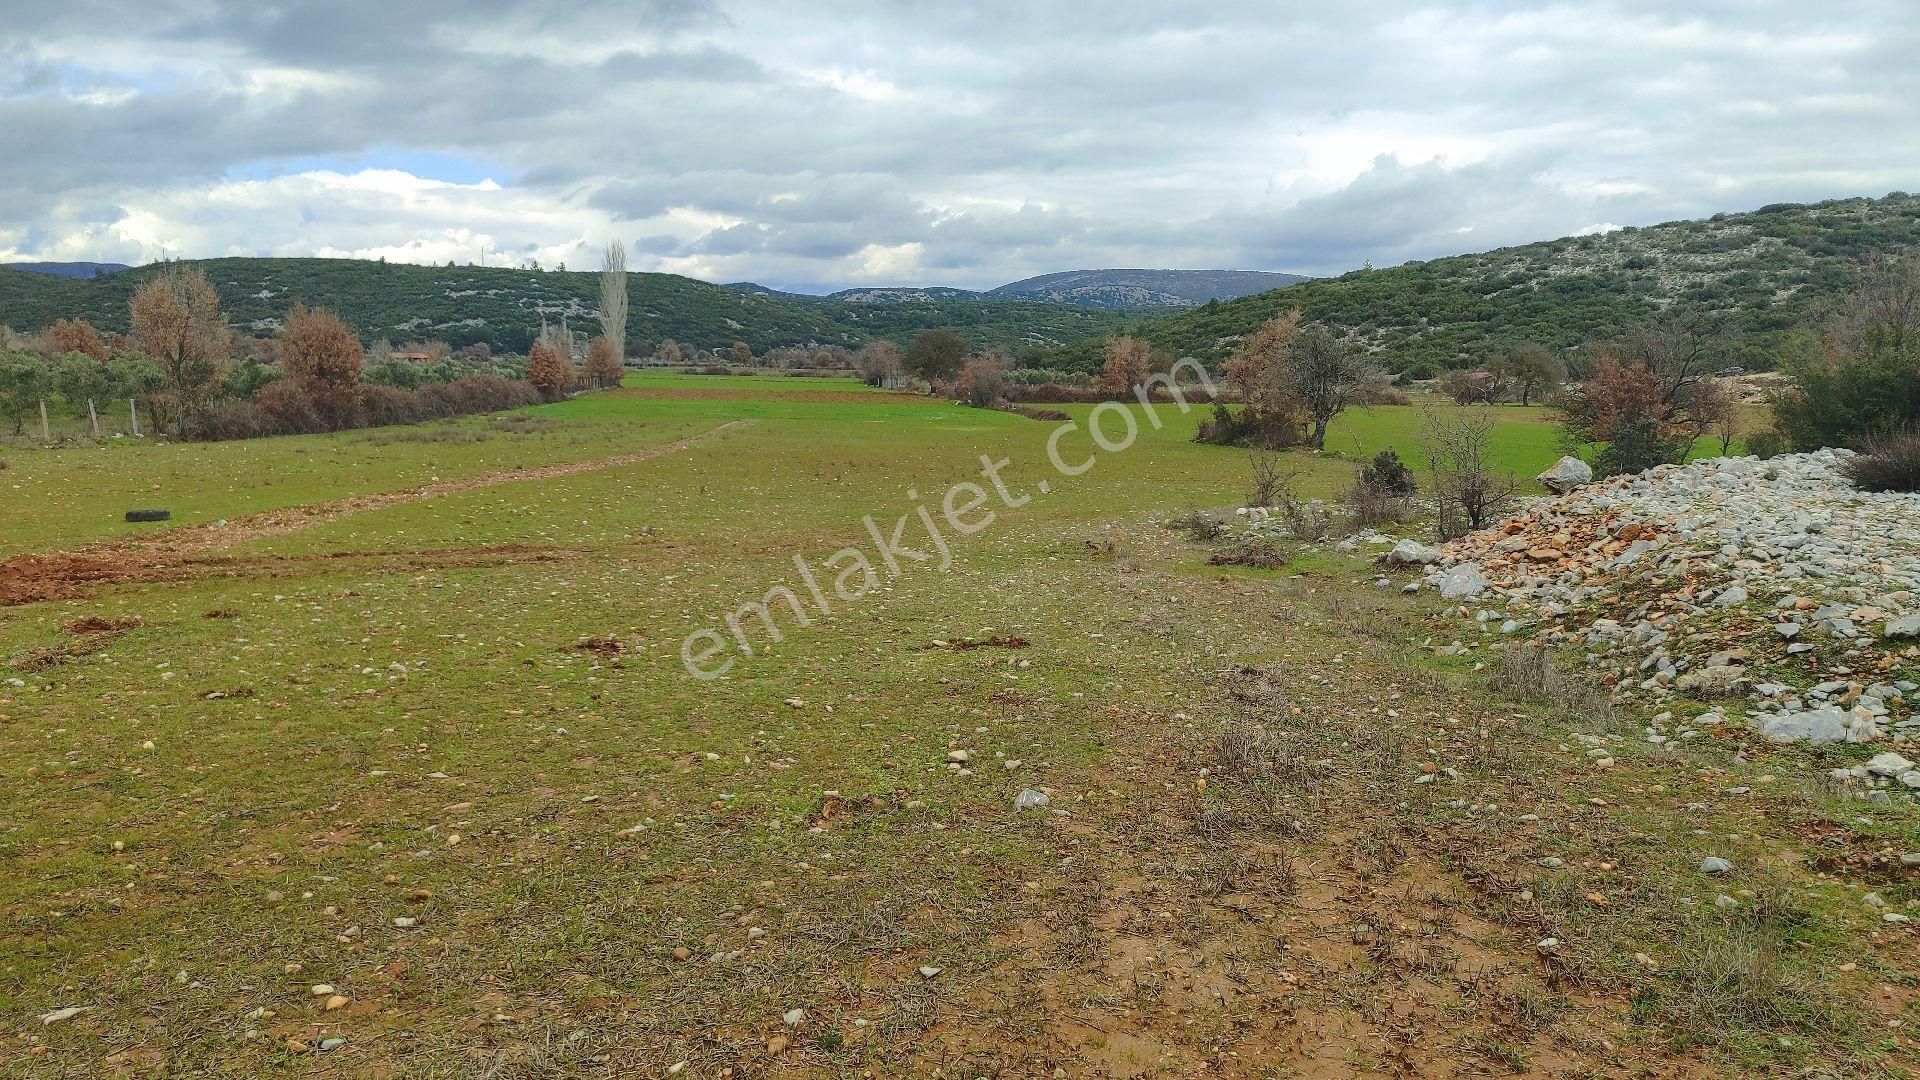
[1042,191,1920,376]
[0,258,1137,358]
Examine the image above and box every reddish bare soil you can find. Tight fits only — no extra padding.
[0,420,747,606]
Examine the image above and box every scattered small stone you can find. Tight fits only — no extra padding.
[1700,857,1733,874]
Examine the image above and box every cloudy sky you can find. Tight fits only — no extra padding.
[3,1,1917,292]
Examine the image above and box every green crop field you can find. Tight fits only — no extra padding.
[0,376,1908,1077]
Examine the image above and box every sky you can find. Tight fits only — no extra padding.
[3,1,1917,293]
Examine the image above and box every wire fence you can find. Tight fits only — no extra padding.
[0,399,157,448]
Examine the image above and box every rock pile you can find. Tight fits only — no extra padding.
[1414,451,1920,772]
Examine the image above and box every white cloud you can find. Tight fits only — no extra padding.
[2,1,1917,289]
[785,66,906,103]
[63,169,631,269]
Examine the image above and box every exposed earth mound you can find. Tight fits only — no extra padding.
[1420,451,1920,790]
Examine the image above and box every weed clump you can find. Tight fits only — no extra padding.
[1491,643,1616,729]
[1165,509,1225,542]
[1844,430,1920,492]
[1007,405,1069,422]
[1648,900,1844,1052]
[1207,533,1286,569]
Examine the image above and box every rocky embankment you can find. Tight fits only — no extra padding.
[1407,451,1920,791]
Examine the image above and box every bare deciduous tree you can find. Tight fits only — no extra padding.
[854,340,903,386]
[1830,252,1920,359]
[1286,324,1385,449]
[1421,404,1519,540]
[1689,376,1742,456]
[597,239,628,365]
[537,319,575,367]
[129,264,229,432]
[954,354,1011,407]
[583,336,623,388]
[1616,315,1721,408]
[1246,445,1286,507]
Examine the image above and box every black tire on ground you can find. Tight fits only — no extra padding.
[124,509,172,522]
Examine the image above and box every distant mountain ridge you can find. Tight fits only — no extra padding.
[726,268,1309,310]
[5,261,131,279]
[824,286,983,303]
[989,268,1308,308]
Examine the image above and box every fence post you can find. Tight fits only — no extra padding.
[130,398,140,437]
[89,398,100,437]
[39,399,50,442]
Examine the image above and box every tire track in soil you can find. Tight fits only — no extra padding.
[0,420,752,606]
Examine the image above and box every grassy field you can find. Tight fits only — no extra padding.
[0,375,1911,1077]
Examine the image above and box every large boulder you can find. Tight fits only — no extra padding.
[1885,614,1920,639]
[1866,752,1917,777]
[1751,708,1850,744]
[1386,539,1440,565]
[1436,563,1488,600]
[1537,456,1593,494]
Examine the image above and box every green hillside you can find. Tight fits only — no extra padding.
[1048,192,1920,373]
[0,257,1134,356]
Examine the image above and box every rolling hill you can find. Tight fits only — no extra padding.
[0,258,1135,356]
[1060,192,1920,375]
[823,286,983,303]
[3,261,132,279]
[989,268,1308,308]
[13,193,1916,371]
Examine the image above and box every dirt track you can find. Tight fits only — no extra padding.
[0,419,749,606]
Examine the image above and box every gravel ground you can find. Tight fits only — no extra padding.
[1415,451,1920,790]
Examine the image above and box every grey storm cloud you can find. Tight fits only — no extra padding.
[3,1,1918,289]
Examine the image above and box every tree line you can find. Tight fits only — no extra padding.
[0,244,639,442]
[1182,251,1920,492]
